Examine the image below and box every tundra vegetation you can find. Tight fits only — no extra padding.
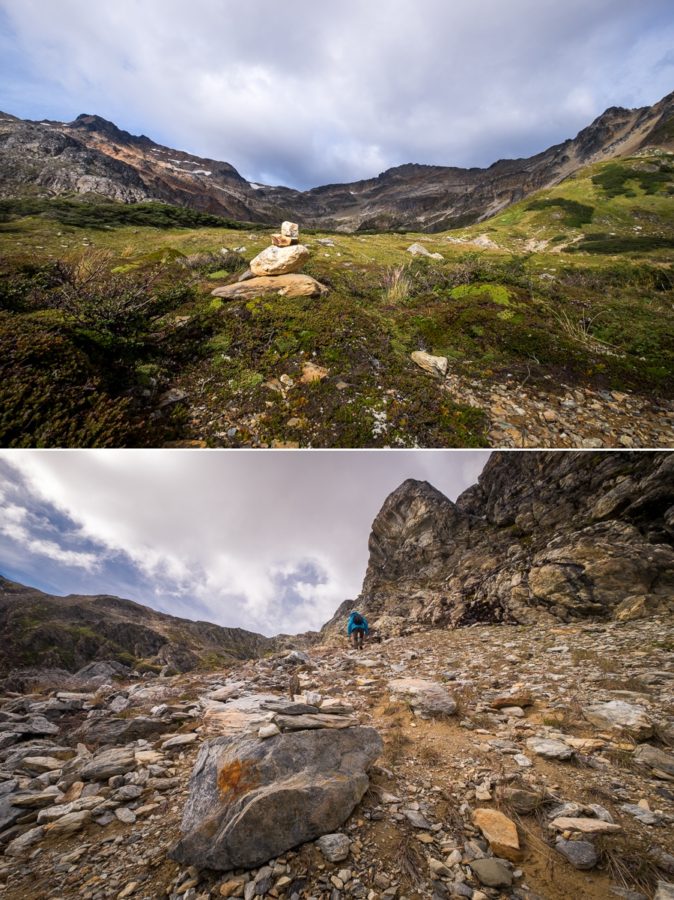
[0,153,672,447]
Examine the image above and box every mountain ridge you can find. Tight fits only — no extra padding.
[0,575,279,676]
[1,90,673,231]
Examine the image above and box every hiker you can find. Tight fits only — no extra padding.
[347,610,369,650]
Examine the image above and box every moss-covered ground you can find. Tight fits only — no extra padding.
[0,151,672,447]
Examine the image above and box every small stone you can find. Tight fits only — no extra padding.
[429,858,451,877]
[655,883,674,900]
[115,807,137,825]
[620,803,660,825]
[555,838,598,870]
[406,243,444,261]
[220,879,246,898]
[472,808,521,861]
[272,234,295,247]
[259,724,281,739]
[317,833,351,863]
[469,858,513,888]
[281,222,300,240]
[118,883,139,899]
[301,362,329,384]
[410,351,448,378]
[162,733,198,751]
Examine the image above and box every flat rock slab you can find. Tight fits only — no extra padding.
[550,816,622,834]
[491,693,534,709]
[212,274,327,300]
[583,700,653,740]
[202,694,279,738]
[526,737,574,760]
[273,714,357,731]
[162,733,199,751]
[78,747,136,782]
[388,679,457,717]
[78,715,168,745]
[473,808,521,861]
[634,744,674,776]
[261,702,320,716]
[170,726,382,871]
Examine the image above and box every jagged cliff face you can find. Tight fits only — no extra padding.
[1,91,673,232]
[324,452,674,635]
[0,577,276,675]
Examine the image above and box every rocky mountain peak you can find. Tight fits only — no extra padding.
[68,113,153,147]
[325,452,674,636]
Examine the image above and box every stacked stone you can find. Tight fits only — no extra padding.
[250,221,309,276]
[271,220,300,248]
[211,221,328,301]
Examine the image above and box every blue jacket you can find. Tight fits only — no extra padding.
[347,611,369,635]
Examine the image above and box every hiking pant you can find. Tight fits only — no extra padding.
[351,628,365,649]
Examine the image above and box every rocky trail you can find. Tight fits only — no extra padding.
[1,617,673,900]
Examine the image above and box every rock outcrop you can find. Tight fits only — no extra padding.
[323,451,674,635]
[1,90,673,231]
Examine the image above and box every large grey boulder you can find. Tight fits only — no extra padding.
[170,726,382,870]
[389,678,457,717]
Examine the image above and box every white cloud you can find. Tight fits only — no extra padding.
[0,450,490,634]
[1,0,673,187]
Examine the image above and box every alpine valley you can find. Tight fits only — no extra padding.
[0,451,673,900]
[1,96,673,450]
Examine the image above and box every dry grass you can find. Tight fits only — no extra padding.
[398,834,425,888]
[381,700,406,717]
[551,307,619,356]
[541,695,586,731]
[598,837,662,897]
[417,743,443,766]
[382,264,412,304]
[385,726,413,766]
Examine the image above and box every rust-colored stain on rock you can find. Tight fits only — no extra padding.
[217,758,259,802]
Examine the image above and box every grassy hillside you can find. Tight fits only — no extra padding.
[0,151,672,448]
[0,576,276,674]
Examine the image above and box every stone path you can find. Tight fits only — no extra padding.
[0,616,673,899]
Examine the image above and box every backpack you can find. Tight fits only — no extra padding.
[352,613,364,626]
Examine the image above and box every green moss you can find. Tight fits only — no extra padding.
[206,332,232,354]
[450,283,511,306]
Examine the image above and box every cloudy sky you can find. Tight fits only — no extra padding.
[1,1,673,189]
[0,451,489,635]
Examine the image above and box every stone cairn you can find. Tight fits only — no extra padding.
[211,221,328,300]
